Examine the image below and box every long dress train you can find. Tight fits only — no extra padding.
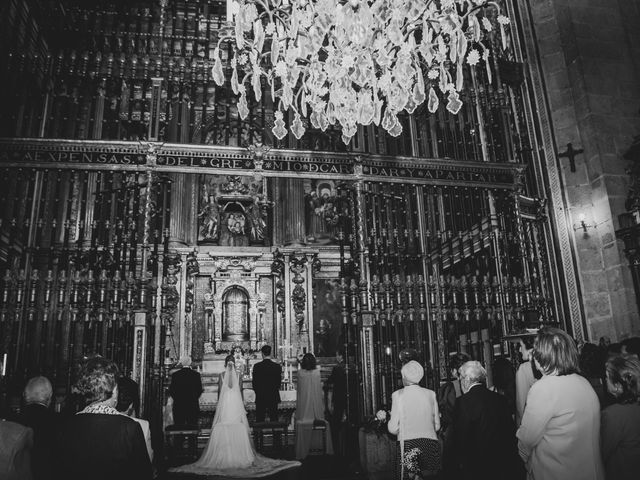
[170,364,300,477]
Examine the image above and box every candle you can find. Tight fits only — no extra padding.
[2,353,6,376]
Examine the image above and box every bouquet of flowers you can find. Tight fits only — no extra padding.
[402,447,423,479]
[363,408,390,436]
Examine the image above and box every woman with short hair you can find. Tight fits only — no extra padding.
[56,357,152,480]
[517,327,604,480]
[388,360,441,479]
[515,334,542,425]
[601,355,640,480]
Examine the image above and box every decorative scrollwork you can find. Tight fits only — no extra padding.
[290,252,308,330]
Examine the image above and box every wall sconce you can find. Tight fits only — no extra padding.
[574,213,592,233]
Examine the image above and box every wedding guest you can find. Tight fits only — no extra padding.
[492,357,517,417]
[517,327,604,480]
[169,356,203,427]
[621,336,640,358]
[14,376,58,480]
[326,349,347,454]
[515,334,542,426]
[580,343,607,407]
[399,348,420,365]
[116,376,153,463]
[0,419,33,480]
[438,352,470,437]
[601,355,640,480]
[607,342,623,359]
[56,356,152,480]
[295,353,333,459]
[451,361,523,480]
[388,361,440,479]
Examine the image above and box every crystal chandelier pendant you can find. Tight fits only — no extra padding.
[213,0,510,144]
[272,111,287,140]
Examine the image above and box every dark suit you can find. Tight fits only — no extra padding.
[0,420,33,480]
[169,367,203,426]
[14,404,58,480]
[56,413,152,480]
[252,358,282,422]
[450,384,524,480]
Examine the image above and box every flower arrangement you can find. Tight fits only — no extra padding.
[363,408,391,437]
[402,447,423,479]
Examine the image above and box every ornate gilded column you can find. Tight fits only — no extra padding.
[132,312,148,413]
[353,175,374,415]
[281,179,306,246]
[169,172,196,247]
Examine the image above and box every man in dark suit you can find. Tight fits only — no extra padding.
[169,356,203,426]
[14,376,58,480]
[252,345,282,422]
[450,360,524,480]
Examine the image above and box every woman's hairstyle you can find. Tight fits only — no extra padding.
[622,337,640,358]
[449,352,471,376]
[224,354,235,366]
[75,356,119,405]
[301,353,317,370]
[532,327,579,376]
[607,342,623,358]
[492,357,515,392]
[579,343,605,379]
[606,355,640,404]
[521,336,536,350]
[116,376,140,414]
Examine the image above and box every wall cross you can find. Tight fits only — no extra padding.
[559,143,584,173]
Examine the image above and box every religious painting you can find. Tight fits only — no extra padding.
[312,279,343,358]
[197,175,272,246]
[304,180,339,245]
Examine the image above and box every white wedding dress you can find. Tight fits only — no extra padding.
[170,363,300,478]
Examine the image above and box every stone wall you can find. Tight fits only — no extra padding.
[529,0,640,339]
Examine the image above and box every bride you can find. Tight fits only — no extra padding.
[170,355,300,477]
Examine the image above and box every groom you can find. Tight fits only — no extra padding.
[252,345,282,422]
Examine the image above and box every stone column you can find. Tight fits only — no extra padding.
[526,0,640,339]
[169,173,196,247]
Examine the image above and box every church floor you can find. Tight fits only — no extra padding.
[161,455,369,480]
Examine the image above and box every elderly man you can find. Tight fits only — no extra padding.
[450,361,524,480]
[169,356,203,426]
[15,376,58,480]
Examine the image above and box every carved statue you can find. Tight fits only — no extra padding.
[227,212,246,236]
[198,175,271,246]
[248,197,267,242]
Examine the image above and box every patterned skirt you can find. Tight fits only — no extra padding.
[394,437,441,479]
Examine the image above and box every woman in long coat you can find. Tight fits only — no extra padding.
[517,327,604,480]
[295,353,333,459]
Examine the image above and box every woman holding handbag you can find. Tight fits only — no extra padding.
[388,361,441,479]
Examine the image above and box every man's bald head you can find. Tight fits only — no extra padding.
[24,376,53,406]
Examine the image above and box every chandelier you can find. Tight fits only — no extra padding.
[213,0,510,144]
